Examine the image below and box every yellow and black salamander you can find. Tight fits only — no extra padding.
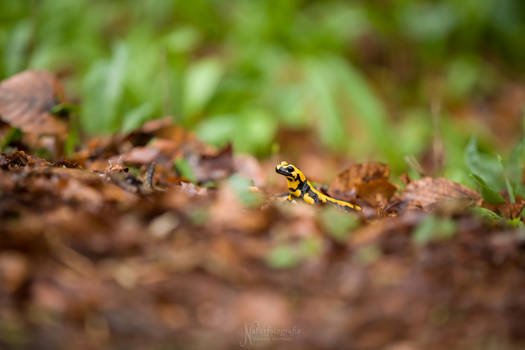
[276,161,361,211]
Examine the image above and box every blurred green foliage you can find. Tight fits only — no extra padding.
[228,173,264,207]
[266,236,323,269]
[466,137,525,202]
[412,215,456,245]
[2,0,525,174]
[0,127,22,152]
[320,206,359,242]
[173,157,197,183]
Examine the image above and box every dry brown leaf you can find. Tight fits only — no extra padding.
[0,150,50,169]
[0,70,67,137]
[121,139,181,166]
[328,162,397,207]
[121,117,174,149]
[401,177,481,212]
[192,143,234,183]
[130,116,173,136]
[483,197,525,220]
[155,123,212,154]
[122,146,161,164]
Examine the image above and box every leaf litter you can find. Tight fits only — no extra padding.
[1,70,525,349]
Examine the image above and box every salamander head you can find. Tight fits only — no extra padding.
[275,161,306,183]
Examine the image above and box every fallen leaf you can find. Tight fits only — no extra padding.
[328,162,397,206]
[401,177,481,212]
[122,146,161,164]
[0,150,49,169]
[155,123,212,154]
[191,143,234,183]
[0,70,67,137]
[483,197,525,220]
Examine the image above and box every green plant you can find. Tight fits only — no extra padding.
[466,137,525,203]
[465,135,525,226]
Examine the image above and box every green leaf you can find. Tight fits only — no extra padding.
[304,58,346,150]
[121,103,154,134]
[64,128,78,156]
[196,110,277,156]
[470,206,502,221]
[236,110,277,155]
[51,103,80,116]
[471,206,524,227]
[163,27,200,54]
[5,19,32,75]
[333,56,402,170]
[82,42,128,133]
[195,114,237,148]
[498,154,515,203]
[470,173,505,204]
[399,2,456,41]
[0,127,22,151]
[446,56,480,100]
[173,158,197,183]
[508,137,525,198]
[465,137,502,190]
[507,217,522,228]
[183,58,223,121]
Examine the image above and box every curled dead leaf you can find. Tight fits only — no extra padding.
[0,70,67,138]
[401,177,481,212]
[328,162,397,207]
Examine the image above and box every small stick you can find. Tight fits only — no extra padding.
[146,162,156,190]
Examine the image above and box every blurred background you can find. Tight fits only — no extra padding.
[1,0,525,183]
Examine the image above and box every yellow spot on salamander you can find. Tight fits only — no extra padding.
[303,193,315,204]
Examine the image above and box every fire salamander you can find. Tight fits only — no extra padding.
[275,161,361,211]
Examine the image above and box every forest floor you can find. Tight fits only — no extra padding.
[1,70,525,350]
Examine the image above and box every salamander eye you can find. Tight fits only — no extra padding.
[287,166,294,171]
